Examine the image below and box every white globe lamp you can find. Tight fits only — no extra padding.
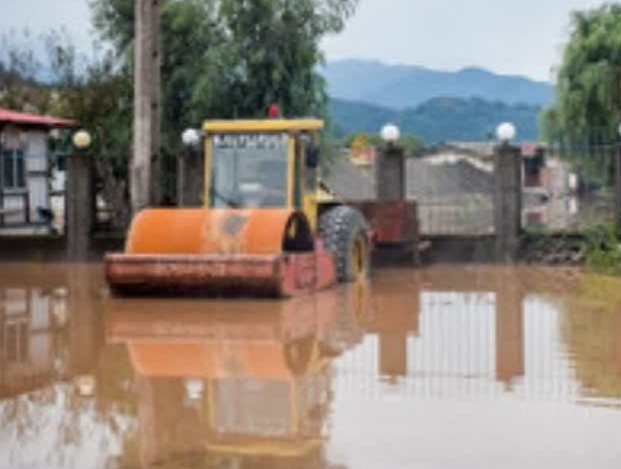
[72,129,92,150]
[496,122,516,143]
[380,123,401,143]
[182,128,201,147]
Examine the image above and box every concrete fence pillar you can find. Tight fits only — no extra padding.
[376,144,406,201]
[494,143,522,262]
[66,152,94,261]
[176,147,204,206]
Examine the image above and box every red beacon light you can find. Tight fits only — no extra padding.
[268,104,281,118]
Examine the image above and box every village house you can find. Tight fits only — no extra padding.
[0,108,76,234]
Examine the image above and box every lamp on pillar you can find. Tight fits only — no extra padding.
[66,129,94,262]
[494,122,522,263]
[72,129,93,151]
[380,123,401,144]
[181,128,201,148]
[178,128,204,206]
[377,123,405,201]
[496,122,516,144]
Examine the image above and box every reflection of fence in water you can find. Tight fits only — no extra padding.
[331,292,605,403]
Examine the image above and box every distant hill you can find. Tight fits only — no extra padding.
[328,96,541,144]
[320,59,553,109]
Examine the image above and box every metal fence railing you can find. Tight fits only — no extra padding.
[407,154,495,236]
[406,139,619,236]
[522,140,617,233]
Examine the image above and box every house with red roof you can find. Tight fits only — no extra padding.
[0,108,76,233]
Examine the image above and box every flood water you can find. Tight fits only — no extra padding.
[1,263,621,469]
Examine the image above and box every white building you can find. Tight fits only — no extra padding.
[0,108,75,234]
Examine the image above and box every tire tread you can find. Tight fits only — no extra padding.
[318,205,370,282]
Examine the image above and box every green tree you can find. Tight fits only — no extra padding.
[91,0,232,202]
[89,0,359,201]
[217,0,358,118]
[44,31,135,225]
[90,0,359,121]
[543,3,621,144]
[0,30,56,113]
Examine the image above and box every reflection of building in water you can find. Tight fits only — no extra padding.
[0,266,139,469]
[0,266,107,400]
[0,287,70,398]
[105,283,370,468]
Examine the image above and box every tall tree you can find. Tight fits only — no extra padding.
[90,0,360,122]
[218,0,358,118]
[89,0,359,199]
[91,0,231,203]
[0,30,55,113]
[543,3,621,145]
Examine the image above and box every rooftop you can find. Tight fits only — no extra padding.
[0,108,76,128]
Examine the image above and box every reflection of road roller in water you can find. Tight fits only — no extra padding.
[105,282,371,463]
[104,117,420,297]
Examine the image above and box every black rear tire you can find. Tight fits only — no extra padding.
[318,205,371,282]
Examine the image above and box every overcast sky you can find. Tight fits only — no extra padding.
[0,0,608,81]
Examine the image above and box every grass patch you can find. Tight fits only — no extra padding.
[520,221,621,274]
[582,222,621,276]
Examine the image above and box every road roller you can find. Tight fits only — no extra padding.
[104,117,372,297]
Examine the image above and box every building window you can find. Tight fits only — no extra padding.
[2,149,26,189]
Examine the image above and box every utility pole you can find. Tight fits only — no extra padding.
[132,0,161,214]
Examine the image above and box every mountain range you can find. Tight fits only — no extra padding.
[328,97,541,145]
[321,59,554,109]
[321,59,554,143]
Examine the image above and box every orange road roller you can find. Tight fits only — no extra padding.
[104,118,373,297]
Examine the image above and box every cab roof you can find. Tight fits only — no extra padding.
[203,118,324,133]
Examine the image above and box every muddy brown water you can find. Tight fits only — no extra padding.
[1,262,621,469]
